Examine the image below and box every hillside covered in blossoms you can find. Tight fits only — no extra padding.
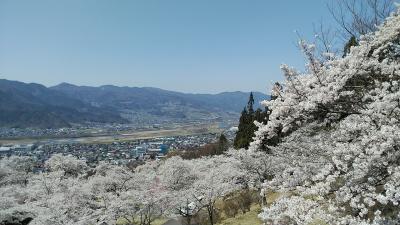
[254,6,400,225]
[1,1,400,225]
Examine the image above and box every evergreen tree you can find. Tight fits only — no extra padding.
[234,93,269,149]
[254,108,264,123]
[217,133,229,154]
[234,108,250,149]
[247,92,255,114]
[343,36,358,57]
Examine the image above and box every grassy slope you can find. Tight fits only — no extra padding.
[151,218,169,225]
[217,204,263,225]
[117,218,168,225]
[216,191,284,225]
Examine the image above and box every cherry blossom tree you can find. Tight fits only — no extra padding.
[253,7,400,225]
[0,156,36,187]
[0,148,246,225]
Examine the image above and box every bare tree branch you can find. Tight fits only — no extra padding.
[328,0,395,40]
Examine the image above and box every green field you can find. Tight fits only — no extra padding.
[217,204,263,225]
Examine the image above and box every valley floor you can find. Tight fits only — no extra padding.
[0,123,222,145]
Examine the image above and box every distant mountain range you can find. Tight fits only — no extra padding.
[0,79,269,128]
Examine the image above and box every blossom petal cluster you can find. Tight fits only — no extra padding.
[254,8,400,225]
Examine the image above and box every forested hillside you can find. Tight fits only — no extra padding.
[0,80,127,128]
[0,79,268,128]
[51,83,268,123]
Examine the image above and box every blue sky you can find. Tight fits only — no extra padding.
[0,0,335,94]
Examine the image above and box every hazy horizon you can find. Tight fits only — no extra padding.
[1,78,268,95]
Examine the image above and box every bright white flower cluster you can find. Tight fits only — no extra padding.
[0,154,245,225]
[254,8,400,225]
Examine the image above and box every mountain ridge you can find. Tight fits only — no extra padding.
[0,79,269,128]
[50,82,269,123]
